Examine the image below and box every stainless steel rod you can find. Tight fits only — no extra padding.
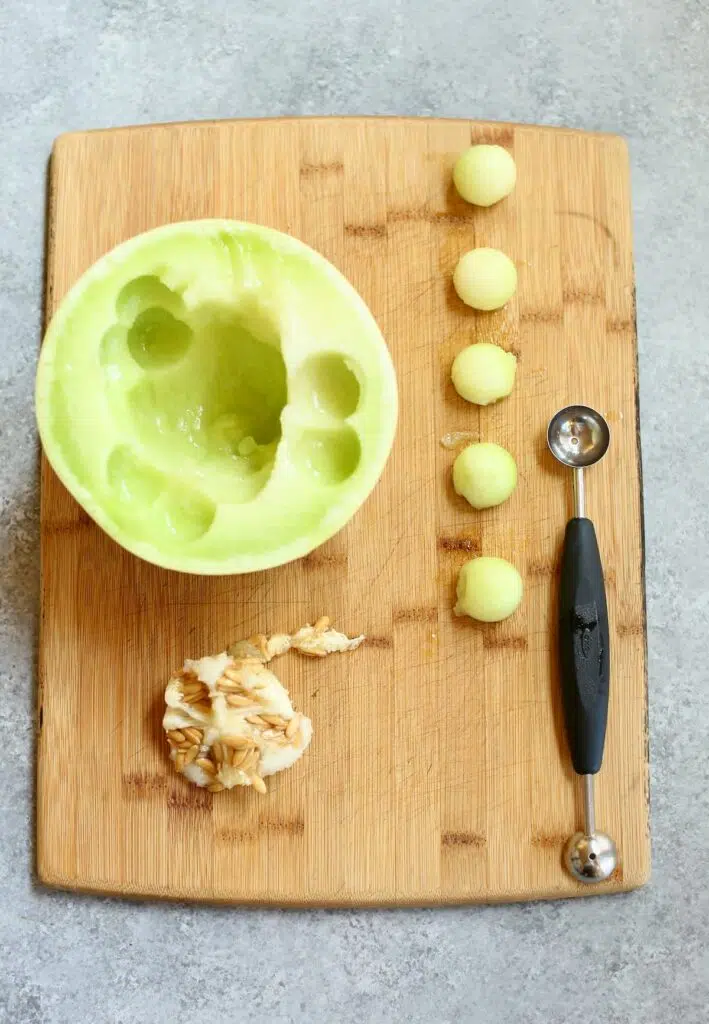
[582,773,596,838]
[573,466,586,519]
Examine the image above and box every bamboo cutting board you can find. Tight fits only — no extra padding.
[37,117,649,904]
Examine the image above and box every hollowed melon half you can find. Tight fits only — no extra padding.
[36,220,398,574]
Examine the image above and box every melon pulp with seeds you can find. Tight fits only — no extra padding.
[36,220,398,574]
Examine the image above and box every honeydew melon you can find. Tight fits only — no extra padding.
[453,442,517,509]
[453,248,517,311]
[36,220,398,574]
[454,557,523,622]
[451,343,517,406]
[453,145,517,207]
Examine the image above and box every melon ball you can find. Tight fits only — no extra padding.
[453,145,517,207]
[451,343,517,406]
[453,248,517,311]
[454,557,523,623]
[453,442,517,509]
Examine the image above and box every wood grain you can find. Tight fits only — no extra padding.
[37,117,649,905]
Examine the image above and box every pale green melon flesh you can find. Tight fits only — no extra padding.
[36,220,398,573]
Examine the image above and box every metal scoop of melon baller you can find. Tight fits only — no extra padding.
[547,405,618,883]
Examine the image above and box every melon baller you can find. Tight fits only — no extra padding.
[547,405,618,884]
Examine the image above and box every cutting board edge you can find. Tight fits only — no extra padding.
[50,114,630,158]
[35,859,651,907]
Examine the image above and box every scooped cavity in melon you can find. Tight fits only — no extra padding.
[36,220,398,574]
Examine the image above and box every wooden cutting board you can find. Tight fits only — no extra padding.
[37,117,649,904]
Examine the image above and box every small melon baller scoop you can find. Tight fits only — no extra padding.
[547,405,618,884]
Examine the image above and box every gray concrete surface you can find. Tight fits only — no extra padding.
[2,0,708,1021]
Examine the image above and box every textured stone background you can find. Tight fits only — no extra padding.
[1,1,707,1021]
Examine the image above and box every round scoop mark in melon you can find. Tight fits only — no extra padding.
[36,220,398,574]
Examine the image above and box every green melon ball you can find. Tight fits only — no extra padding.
[454,556,523,622]
[453,442,517,509]
[453,248,517,311]
[453,145,517,207]
[451,343,517,406]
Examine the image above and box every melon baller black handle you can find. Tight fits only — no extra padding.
[559,513,610,781]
